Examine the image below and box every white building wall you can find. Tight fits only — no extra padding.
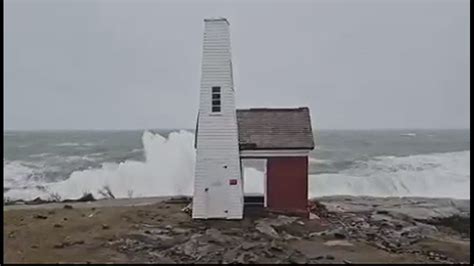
[192,18,243,219]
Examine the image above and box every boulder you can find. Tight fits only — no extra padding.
[309,213,320,220]
[241,242,261,251]
[33,214,48,219]
[270,240,284,251]
[204,228,233,244]
[281,232,300,241]
[181,203,192,215]
[256,222,279,238]
[325,254,335,260]
[223,246,240,263]
[165,196,192,204]
[63,193,96,203]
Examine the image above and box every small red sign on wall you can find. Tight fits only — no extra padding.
[229,179,238,185]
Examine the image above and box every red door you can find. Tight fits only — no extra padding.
[266,157,308,217]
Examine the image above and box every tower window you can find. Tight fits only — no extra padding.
[211,86,221,112]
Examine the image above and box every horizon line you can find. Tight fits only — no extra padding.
[3,127,470,132]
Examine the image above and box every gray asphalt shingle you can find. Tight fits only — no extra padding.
[236,107,315,150]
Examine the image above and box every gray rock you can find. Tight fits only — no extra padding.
[181,203,192,214]
[256,222,279,238]
[288,254,307,264]
[73,240,85,245]
[223,247,239,263]
[33,214,48,219]
[308,230,328,238]
[255,215,298,229]
[334,232,346,239]
[262,249,275,258]
[183,242,199,257]
[204,228,233,244]
[236,252,258,263]
[314,228,346,239]
[352,217,366,223]
[270,240,284,251]
[250,232,262,240]
[178,233,214,258]
[281,232,301,241]
[370,213,393,222]
[274,215,298,226]
[241,242,261,251]
[53,243,66,249]
[156,235,186,249]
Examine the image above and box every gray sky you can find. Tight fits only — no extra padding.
[4,0,470,130]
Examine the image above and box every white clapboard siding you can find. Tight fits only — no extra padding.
[192,18,243,219]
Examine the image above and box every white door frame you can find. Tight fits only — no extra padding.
[264,161,268,207]
[240,158,267,206]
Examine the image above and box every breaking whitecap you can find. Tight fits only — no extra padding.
[3,131,471,201]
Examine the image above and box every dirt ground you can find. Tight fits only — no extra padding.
[3,198,470,264]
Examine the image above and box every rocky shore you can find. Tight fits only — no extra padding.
[4,196,470,263]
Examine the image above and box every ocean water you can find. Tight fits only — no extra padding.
[3,129,470,201]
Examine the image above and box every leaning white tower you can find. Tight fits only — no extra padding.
[192,18,243,219]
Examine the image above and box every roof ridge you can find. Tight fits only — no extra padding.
[237,107,309,112]
[204,17,230,25]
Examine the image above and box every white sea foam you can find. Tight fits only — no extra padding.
[309,157,330,165]
[4,160,43,189]
[55,142,81,147]
[82,142,97,146]
[309,151,470,199]
[5,131,195,200]
[4,131,471,201]
[61,155,98,163]
[29,153,53,158]
[88,152,106,158]
[26,153,98,164]
[54,142,96,147]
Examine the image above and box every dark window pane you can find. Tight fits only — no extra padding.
[212,106,221,112]
[212,94,221,99]
[212,100,221,105]
[212,86,221,93]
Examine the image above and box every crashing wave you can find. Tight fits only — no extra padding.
[4,131,471,201]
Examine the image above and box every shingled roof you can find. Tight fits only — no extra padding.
[236,107,315,150]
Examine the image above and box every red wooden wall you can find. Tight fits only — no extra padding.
[266,156,308,217]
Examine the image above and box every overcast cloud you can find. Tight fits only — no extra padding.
[4,0,470,130]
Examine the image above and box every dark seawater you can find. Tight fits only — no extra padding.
[309,129,469,175]
[3,129,470,200]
